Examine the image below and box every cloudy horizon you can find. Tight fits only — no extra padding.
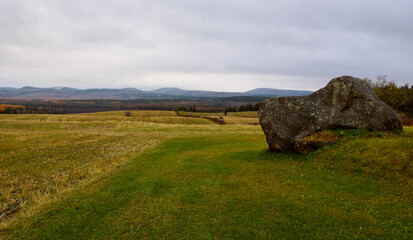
[1,0,412,91]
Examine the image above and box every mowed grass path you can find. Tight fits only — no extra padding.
[0,111,412,239]
[0,111,215,223]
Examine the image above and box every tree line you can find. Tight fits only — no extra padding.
[366,75,413,113]
[0,104,26,114]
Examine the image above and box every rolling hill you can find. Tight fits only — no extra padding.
[0,86,313,99]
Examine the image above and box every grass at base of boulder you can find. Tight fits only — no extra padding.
[312,127,413,185]
[302,130,344,142]
[302,128,396,143]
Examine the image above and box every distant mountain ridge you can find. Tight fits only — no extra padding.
[244,88,313,97]
[0,86,313,99]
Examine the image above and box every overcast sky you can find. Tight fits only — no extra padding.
[1,0,412,91]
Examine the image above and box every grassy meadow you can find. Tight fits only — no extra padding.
[0,110,412,239]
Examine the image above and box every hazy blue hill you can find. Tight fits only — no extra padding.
[20,86,38,90]
[148,88,241,98]
[0,87,17,90]
[51,87,79,90]
[71,88,151,99]
[150,87,188,95]
[120,88,143,91]
[244,88,313,97]
[183,90,243,98]
[0,86,313,99]
[151,88,244,98]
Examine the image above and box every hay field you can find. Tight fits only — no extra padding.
[0,111,412,239]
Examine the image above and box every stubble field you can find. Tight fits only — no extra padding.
[0,111,412,239]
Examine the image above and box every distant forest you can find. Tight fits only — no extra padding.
[0,96,268,114]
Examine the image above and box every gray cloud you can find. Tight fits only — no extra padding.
[1,0,412,91]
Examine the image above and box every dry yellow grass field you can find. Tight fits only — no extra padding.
[0,111,261,227]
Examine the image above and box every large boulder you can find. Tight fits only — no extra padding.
[259,76,403,152]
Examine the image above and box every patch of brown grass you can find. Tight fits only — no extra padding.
[302,130,343,142]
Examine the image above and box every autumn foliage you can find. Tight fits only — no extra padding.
[0,104,26,113]
[366,75,413,113]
